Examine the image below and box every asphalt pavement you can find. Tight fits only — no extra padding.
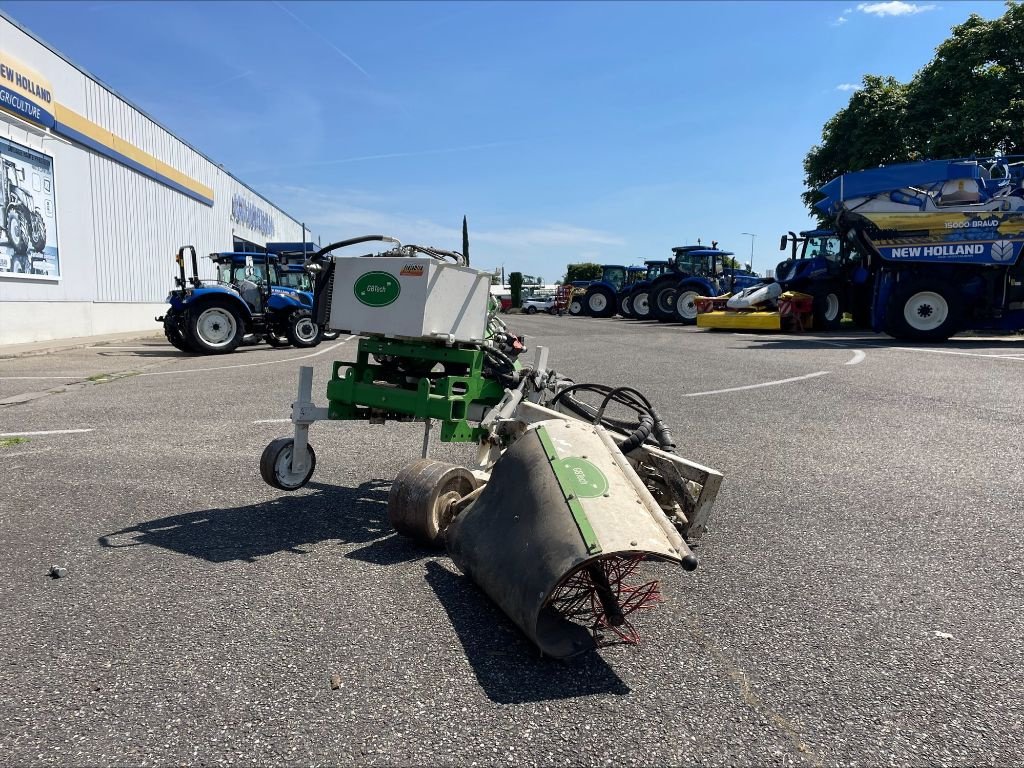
[1,316,1022,766]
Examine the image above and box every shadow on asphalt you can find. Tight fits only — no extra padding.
[424,561,630,704]
[97,480,391,563]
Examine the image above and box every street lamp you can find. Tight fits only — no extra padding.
[740,232,756,273]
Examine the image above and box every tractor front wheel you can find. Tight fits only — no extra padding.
[812,287,844,331]
[187,301,244,354]
[285,309,322,348]
[260,438,317,491]
[29,210,46,253]
[568,298,585,316]
[674,288,705,325]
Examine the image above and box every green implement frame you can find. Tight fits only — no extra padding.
[326,338,507,442]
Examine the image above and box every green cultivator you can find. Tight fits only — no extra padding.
[260,234,723,658]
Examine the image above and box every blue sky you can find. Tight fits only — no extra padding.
[2,0,1009,280]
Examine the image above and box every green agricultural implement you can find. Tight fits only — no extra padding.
[260,234,723,658]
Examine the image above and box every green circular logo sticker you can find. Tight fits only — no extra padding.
[560,457,609,498]
[354,271,401,307]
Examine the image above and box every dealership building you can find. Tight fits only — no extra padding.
[0,11,310,345]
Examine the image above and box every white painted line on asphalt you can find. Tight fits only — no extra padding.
[253,419,290,424]
[137,336,355,377]
[0,428,94,437]
[866,344,1024,361]
[0,376,82,380]
[846,350,866,366]
[683,371,830,397]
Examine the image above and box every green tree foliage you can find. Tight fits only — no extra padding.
[563,263,604,283]
[906,3,1024,158]
[803,75,914,213]
[509,271,523,308]
[803,1,1024,216]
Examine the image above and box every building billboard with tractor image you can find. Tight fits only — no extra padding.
[0,135,58,278]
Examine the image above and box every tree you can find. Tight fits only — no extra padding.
[803,75,914,214]
[905,3,1024,158]
[563,263,604,283]
[509,272,523,308]
[803,1,1024,216]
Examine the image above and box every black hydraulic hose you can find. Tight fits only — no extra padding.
[311,235,401,262]
[617,413,654,454]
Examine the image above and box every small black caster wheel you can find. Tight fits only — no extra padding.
[260,437,316,490]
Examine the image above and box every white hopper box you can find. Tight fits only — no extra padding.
[327,256,493,343]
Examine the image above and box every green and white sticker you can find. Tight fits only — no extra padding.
[559,457,609,498]
[354,271,401,307]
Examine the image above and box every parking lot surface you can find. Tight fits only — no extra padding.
[2,316,1022,766]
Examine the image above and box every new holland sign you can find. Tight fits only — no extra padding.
[0,52,54,128]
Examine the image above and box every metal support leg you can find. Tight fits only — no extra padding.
[421,418,433,459]
[289,365,333,474]
[291,367,314,474]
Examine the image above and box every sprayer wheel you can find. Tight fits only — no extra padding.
[388,459,479,547]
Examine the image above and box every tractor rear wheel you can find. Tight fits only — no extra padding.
[260,438,316,491]
[6,206,29,256]
[630,288,651,319]
[285,309,322,348]
[187,301,244,354]
[163,319,196,353]
[649,283,678,322]
[673,288,705,325]
[388,460,479,547]
[585,286,617,318]
[618,294,634,318]
[884,277,962,341]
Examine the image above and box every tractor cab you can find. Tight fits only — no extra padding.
[776,230,857,285]
[626,265,647,286]
[599,265,628,292]
[212,252,282,313]
[669,245,711,276]
[644,260,669,280]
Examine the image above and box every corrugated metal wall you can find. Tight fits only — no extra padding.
[0,16,307,306]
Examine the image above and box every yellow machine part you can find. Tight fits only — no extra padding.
[696,311,782,330]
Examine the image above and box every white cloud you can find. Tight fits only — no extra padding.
[836,83,861,91]
[856,2,936,17]
[831,15,849,25]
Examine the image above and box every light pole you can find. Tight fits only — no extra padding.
[740,232,756,274]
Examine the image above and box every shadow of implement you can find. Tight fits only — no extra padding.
[424,561,630,704]
[98,480,390,563]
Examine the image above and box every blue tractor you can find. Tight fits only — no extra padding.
[664,248,764,324]
[579,264,648,318]
[616,265,649,318]
[643,245,749,322]
[623,260,670,320]
[158,246,322,354]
